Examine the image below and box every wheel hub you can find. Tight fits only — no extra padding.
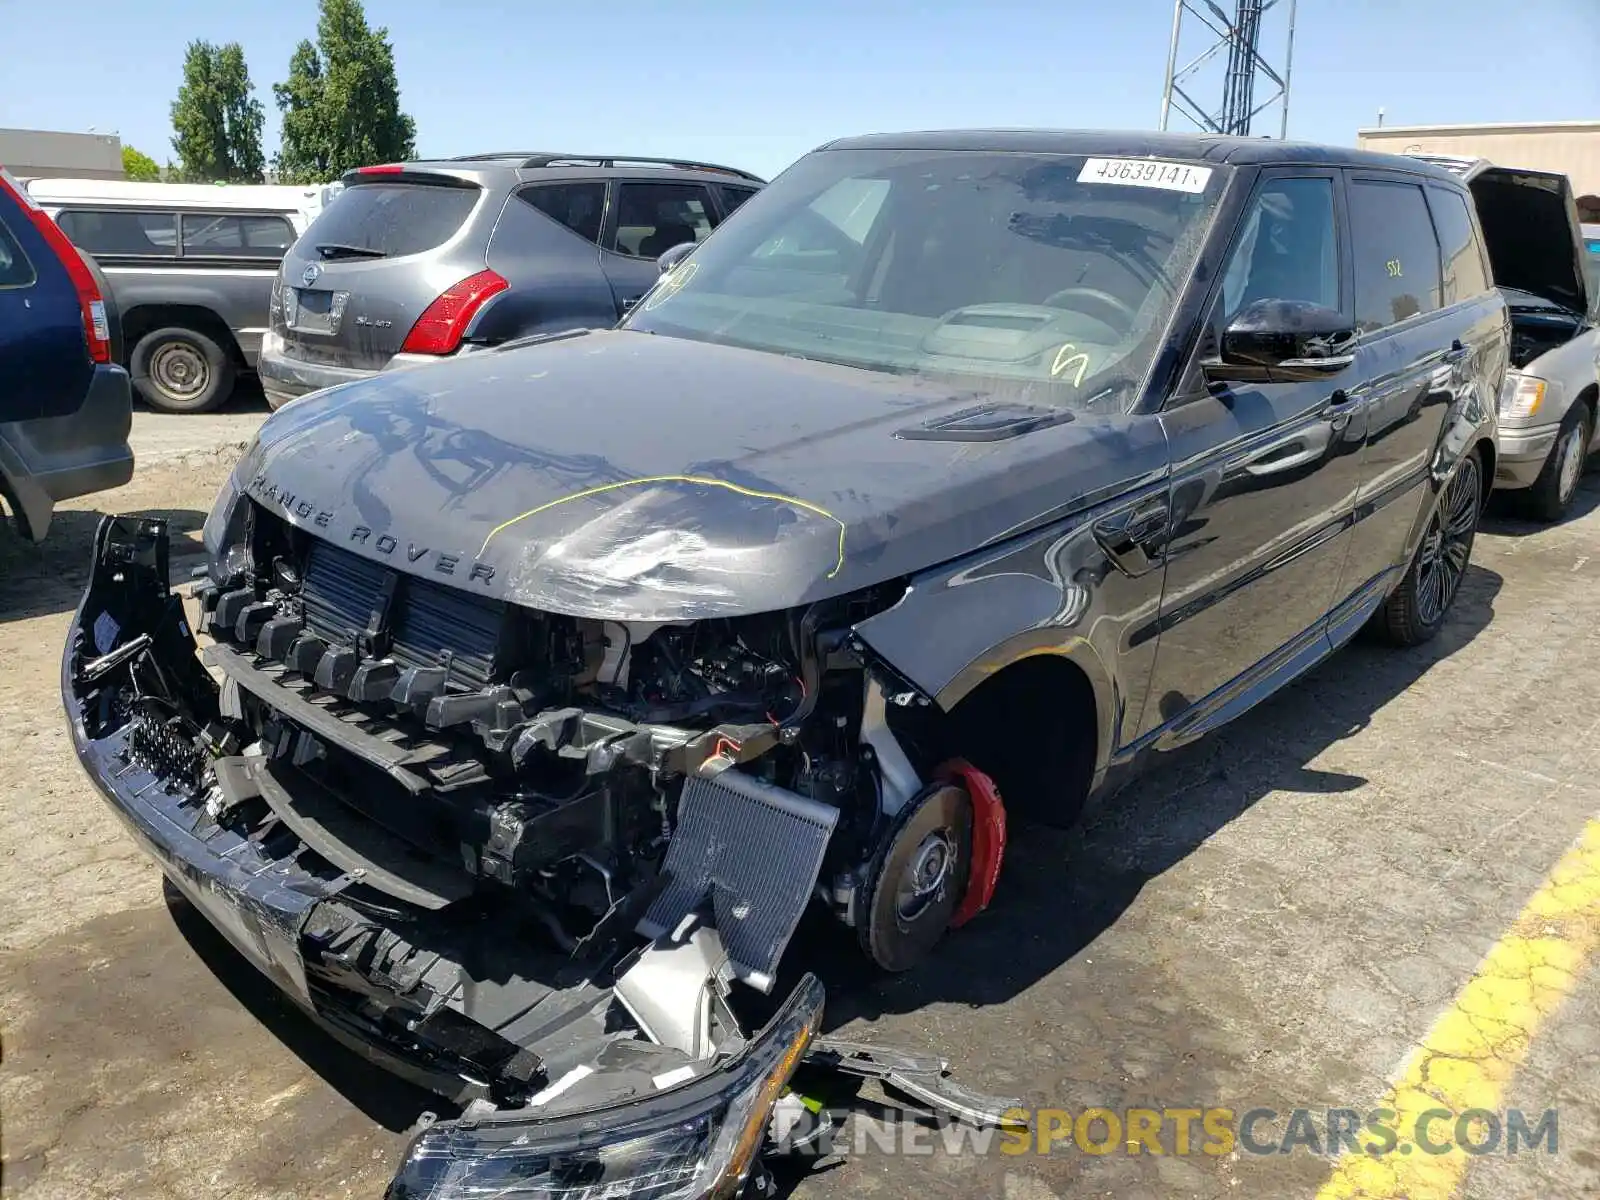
[150,344,208,398]
[895,831,954,921]
[1558,426,1584,502]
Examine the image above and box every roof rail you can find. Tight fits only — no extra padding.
[449,151,557,162]
[518,154,764,183]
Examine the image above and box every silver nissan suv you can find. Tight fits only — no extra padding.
[258,153,763,410]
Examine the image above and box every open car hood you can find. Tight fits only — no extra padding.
[1412,154,1591,316]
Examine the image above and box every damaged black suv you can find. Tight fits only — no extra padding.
[64,130,1503,1198]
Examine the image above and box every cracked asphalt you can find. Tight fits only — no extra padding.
[2,414,1598,1198]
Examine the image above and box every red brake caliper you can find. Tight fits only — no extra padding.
[936,759,1006,928]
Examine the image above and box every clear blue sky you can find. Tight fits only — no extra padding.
[2,0,1595,180]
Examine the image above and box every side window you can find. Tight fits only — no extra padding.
[0,214,34,287]
[1349,180,1442,332]
[56,209,178,257]
[717,185,758,217]
[610,182,714,258]
[1425,187,1491,304]
[519,182,606,245]
[180,212,296,257]
[1217,177,1340,324]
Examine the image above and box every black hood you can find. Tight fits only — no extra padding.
[238,330,1158,621]
[1467,164,1591,316]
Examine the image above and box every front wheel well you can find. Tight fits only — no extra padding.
[1577,382,1599,425]
[122,305,245,367]
[939,654,1099,829]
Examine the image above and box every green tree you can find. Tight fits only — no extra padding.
[169,40,266,183]
[273,0,416,184]
[121,145,161,182]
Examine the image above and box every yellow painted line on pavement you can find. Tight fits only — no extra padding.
[1316,818,1600,1200]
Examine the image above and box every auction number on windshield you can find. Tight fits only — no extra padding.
[1077,157,1213,194]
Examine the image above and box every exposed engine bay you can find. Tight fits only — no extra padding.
[1508,302,1585,370]
[64,507,1014,1195]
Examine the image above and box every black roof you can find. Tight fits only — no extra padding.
[819,128,1466,183]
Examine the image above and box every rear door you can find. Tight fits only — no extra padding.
[274,174,488,371]
[599,179,718,314]
[1337,173,1478,593]
[0,183,91,423]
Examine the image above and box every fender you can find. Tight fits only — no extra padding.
[851,480,1171,790]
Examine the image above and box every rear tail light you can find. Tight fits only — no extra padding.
[400,269,509,355]
[0,167,112,364]
[356,164,405,175]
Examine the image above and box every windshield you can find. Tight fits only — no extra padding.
[623,148,1228,410]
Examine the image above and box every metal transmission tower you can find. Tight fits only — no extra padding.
[1159,0,1299,138]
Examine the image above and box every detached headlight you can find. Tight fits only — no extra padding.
[387,975,823,1200]
[1499,372,1551,423]
[200,473,251,584]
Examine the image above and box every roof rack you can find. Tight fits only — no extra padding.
[517,154,764,183]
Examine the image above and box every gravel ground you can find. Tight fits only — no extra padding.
[2,442,1598,1199]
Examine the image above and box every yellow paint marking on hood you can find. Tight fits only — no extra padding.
[477,474,848,579]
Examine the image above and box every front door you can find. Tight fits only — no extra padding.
[1138,169,1367,740]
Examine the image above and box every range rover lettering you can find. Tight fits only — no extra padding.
[63,131,1503,1199]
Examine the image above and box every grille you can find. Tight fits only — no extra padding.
[300,538,504,692]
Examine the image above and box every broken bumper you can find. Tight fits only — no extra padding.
[60,515,828,1198]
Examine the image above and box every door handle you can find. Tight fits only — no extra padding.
[1323,389,1365,431]
[1093,497,1171,578]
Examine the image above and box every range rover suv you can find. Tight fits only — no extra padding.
[65,131,1504,1198]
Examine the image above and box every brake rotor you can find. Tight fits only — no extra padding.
[858,781,974,972]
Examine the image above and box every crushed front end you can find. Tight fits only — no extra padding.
[63,501,1011,1197]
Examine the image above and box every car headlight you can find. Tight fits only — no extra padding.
[200,473,251,584]
[1499,373,1550,423]
[386,974,823,1200]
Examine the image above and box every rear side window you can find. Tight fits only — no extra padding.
[0,213,34,287]
[519,182,605,245]
[1425,187,1491,304]
[57,209,178,257]
[717,185,758,216]
[299,182,479,258]
[1349,180,1442,332]
[610,182,714,258]
[181,212,296,257]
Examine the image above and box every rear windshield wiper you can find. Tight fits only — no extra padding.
[315,243,387,261]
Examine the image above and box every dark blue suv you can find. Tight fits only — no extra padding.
[0,166,133,541]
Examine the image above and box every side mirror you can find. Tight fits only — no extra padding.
[657,241,696,275]
[1206,298,1355,383]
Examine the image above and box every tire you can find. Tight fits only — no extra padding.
[1378,452,1482,647]
[131,327,234,414]
[857,782,973,972]
[1520,404,1592,523]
